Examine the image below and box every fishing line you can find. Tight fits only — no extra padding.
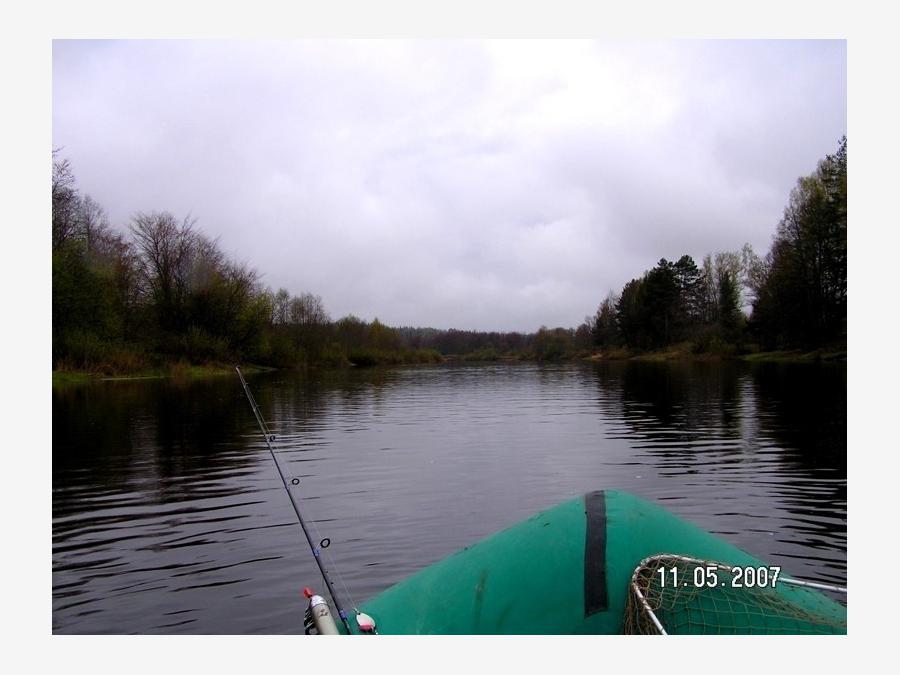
[235,365,356,634]
[305,501,363,612]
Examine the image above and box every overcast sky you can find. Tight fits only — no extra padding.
[52,40,846,332]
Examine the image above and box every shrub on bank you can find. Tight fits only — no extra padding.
[411,349,443,363]
[55,329,149,375]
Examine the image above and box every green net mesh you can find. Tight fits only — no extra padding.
[622,554,846,635]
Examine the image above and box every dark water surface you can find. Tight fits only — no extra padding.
[52,361,846,633]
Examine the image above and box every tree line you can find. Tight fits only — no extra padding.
[51,152,572,372]
[52,137,845,374]
[53,152,425,372]
[583,137,847,356]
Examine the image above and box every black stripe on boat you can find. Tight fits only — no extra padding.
[583,490,608,616]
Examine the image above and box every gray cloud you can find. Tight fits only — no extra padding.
[52,39,846,331]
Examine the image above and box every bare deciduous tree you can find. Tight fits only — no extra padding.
[288,292,330,326]
[77,195,109,255]
[52,153,79,250]
[130,211,198,325]
[273,288,291,324]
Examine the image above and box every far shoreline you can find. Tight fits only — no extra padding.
[52,346,846,389]
[584,347,846,364]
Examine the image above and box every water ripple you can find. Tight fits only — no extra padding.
[53,361,846,633]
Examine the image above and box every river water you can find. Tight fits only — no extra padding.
[52,361,846,634]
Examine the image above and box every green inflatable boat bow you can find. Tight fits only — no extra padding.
[352,490,846,635]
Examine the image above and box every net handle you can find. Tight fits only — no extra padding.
[630,580,668,635]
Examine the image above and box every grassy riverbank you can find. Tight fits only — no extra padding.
[51,348,447,388]
[54,343,847,389]
[584,342,729,362]
[52,362,277,389]
[584,342,846,364]
[739,349,846,363]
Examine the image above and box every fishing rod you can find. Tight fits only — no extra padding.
[234,365,360,635]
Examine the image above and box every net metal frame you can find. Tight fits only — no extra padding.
[623,553,847,635]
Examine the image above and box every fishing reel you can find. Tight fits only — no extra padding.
[302,587,377,635]
[303,587,340,635]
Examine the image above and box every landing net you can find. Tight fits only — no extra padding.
[622,554,846,635]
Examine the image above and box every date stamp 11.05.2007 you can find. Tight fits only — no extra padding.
[656,564,782,590]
